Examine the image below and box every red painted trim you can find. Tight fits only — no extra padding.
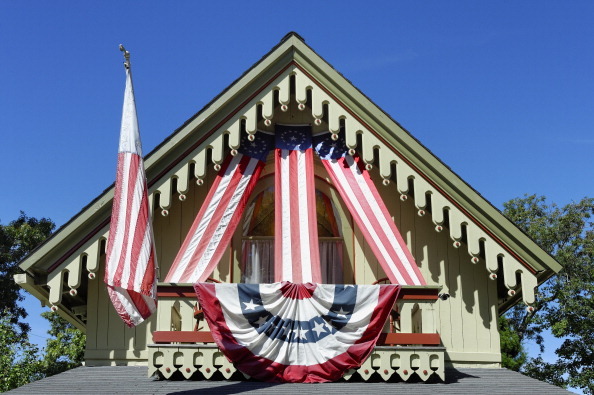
[156,286,196,298]
[153,331,214,344]
[156,285,439,299]
[399,294,438,301]
[399,287,439,300]
[152,331,441,347]
[47,217,110,273]
[377,332,441,346]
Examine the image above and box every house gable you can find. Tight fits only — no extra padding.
[16,33,562,367]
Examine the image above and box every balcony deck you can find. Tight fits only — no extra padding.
[148,284,445,382]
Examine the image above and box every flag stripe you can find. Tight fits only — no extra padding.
[118,155,146,287]
[275,149,287,281]
[275,147,321,283]
[108,154,137,285]
[105,66,157,328]
[346,156,422,285]
[107,286,156,327]
[305,148,320,281]
[190,156,261,281]
[127,173,150,287]
[340,157,417,285]
[105,152,126,282]
[130,192,151,292]
[323,156,425,286]
[290,150,304,281]
[175,155,245,282]
[172,154,242,282]
[291,149,310,282]
[327,158,406,284]
[165,153,264,283]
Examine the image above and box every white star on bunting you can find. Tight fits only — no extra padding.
[255,316,268,327]
[243,299,258,311]
[312,322,327,337]
[335,307,350,319]
[299,328,309,340]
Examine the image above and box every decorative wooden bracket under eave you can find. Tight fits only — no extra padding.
[34,64,541,312]
[14,272,87,331]
[17,33,561,318]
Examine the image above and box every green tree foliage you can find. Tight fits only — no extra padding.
[498,316,526,371]
[0,311,43,392]
[0,213,84,391]
[0,310,86,392]
[40,312,86,376]
[501,195,594,394]
[0,212,54,336]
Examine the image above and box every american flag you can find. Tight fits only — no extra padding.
[313,132,426,286]
[165,132,273,283]
[104,65,157,327]
[274,125,321,283]
[194,281,400,383]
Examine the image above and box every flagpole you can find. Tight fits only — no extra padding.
[105,44,158,327]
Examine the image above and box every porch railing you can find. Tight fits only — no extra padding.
[148,284,445,382]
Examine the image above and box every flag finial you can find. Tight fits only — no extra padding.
[119,44,131,69]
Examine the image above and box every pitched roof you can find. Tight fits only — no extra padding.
[8,366,572,394]
[17,33,561,314]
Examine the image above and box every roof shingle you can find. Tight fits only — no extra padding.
[8,366,572,394]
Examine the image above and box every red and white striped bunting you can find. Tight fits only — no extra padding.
[274,126,321,283]
[322,155,425,286]
[165,153,264,283]
[194,282,400,383]
[105,66,157,327]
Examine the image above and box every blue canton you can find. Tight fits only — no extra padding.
[237,284,356,344]
[312,132,348,160]
[237,131,274,162]
[275,124,312,151]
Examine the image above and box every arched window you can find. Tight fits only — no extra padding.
[241,187,343,283]
[316,190,344,283]
[241,187,275,283]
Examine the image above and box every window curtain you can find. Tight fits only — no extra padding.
[242,240,343,284]
[319,240,343,284]
[241,239,275,283]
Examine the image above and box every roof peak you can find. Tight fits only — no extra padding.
[281,31,305,44]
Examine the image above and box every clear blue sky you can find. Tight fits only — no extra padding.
[1,1,592,380]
